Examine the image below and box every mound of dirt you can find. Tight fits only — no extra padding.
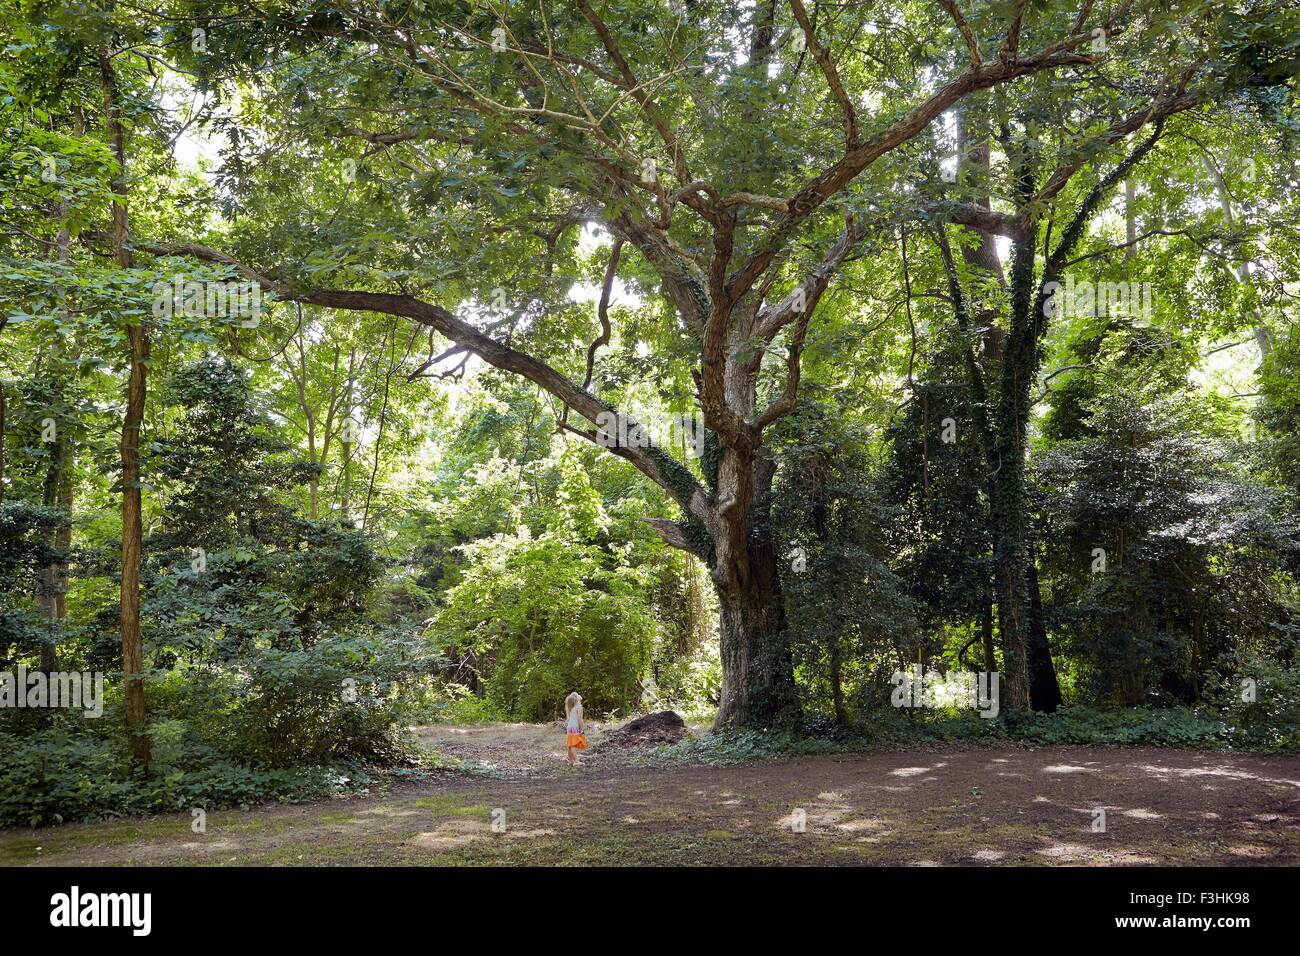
[598,711,688,749]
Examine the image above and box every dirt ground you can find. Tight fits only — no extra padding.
[2,723,1297,866]
[411,716,694,774]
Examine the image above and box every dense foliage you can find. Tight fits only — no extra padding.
[1,0,1298,825]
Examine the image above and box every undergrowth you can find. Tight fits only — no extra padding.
[654,705,1296,766]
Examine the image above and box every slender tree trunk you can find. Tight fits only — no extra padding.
[362,326,397,530]
[37,438,67,675]
[0,287,8,500]
[36,467,76,677]
[38,224,78,677]
[1124,178,1137,262]
[103,47,150,773]
[991,226,1038,710]
[1203,157,1271,360]
[0,380,6,502]
[340,347,357,523]
[119,312,148,773]
[980,591,996,673]
[1025,538,1061,712]
[829,635,845,725]
[54,470,73,622]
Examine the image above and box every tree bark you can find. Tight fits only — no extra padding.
[829,635,845,726]
[712,550,799,730]
[711,455,799,730]
[37,221,78,677]
[1026,538,1061,712]
[991,222,1039,710]
[0,380,6,502]
[103,47,150,773]
[37,435,68,675]
[980,592,996,673]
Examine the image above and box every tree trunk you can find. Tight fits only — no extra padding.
[1026,548,1061,712]
[103,47,150,773]
[0,381,5,502]
[54,470,73,623]
[713,552,799,730]
[955,99,1008,364]
[991,126,1166,712]
[37,215,78,676]
[1124,178,1137,262]
[993,519,1032,709]
[991,348,1064,714]
[980,592,996,673]
[37,438,68,675]
[954,98,1056,708]
[994,128,1165,710]
[711,456,799,730]
[829,635,845,725]
[119,317,149,773]
[991,226,1038,710]
[118,244,150,770]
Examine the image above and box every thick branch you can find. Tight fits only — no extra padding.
[99,236,714,521]
[941,202,1030,240]
[643,517,694,552]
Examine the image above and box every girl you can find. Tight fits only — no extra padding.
[564,692,586,766]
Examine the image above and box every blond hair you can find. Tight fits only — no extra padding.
[565,692,581,716]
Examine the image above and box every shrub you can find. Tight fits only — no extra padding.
[421,682,506,724]
[0,718,364,828]
[430,529,655,720]
[998,706,1224,747]
[1201,654,1300,752]
[145,628,435,768]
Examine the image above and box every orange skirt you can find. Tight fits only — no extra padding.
[566,733,587,750]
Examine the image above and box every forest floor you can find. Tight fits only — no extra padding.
[2,722,1297,866]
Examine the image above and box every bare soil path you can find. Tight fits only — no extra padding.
[2,724,1296,866]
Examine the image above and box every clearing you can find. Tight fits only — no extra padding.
[2,721,1296,866]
